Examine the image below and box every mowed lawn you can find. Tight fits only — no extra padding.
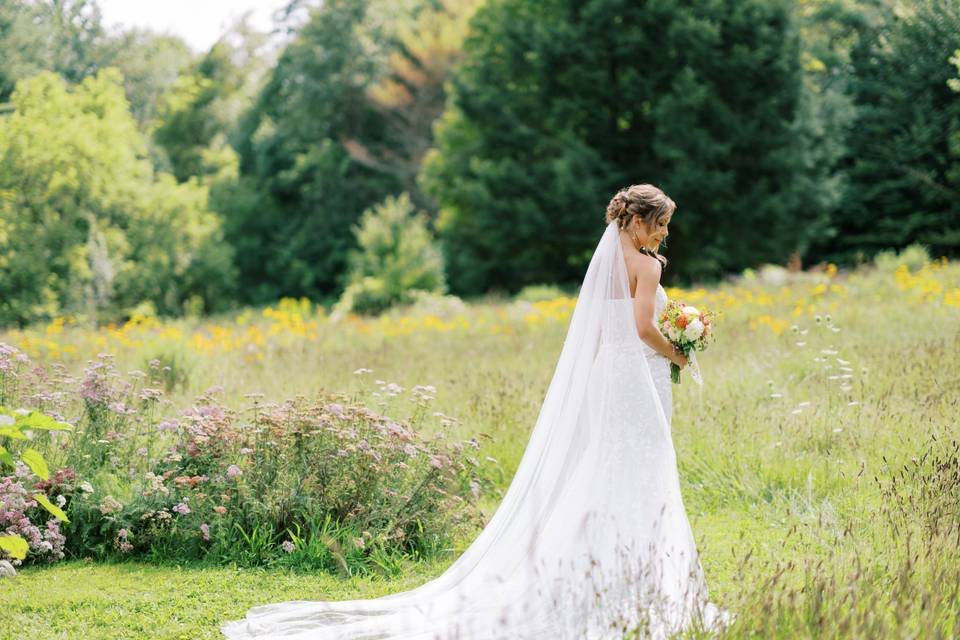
[2,259,959,639]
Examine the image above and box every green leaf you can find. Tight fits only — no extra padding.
[0,426,27,440]
[0,535,29,560]
[21,448,49,480]
[32,493,69,522]
[17,411,72,431]
[0,445,14,467]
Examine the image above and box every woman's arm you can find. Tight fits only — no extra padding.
[631,257,688,368]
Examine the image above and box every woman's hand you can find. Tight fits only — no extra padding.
[671,347,689,369]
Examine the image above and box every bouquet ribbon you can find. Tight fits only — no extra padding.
[689,350,703,388]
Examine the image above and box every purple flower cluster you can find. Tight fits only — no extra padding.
[0,469,66,566]
[0,342,31,374]
[79,353,133,410]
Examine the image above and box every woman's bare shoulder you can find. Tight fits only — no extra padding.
[625,252,662,297]
[631,253,663,282]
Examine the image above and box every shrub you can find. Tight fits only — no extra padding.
[0,404,73,575]
[334,193,446,317]
[1,344,487,574]
[515,283,569,303]
[874,243,932,273]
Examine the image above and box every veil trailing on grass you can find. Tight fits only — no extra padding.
[221,220,725,639]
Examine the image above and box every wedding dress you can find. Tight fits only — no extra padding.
[221,220,730,639]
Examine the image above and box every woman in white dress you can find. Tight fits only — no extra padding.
[222,183,730,639]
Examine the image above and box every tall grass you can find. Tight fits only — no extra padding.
[2,256,959,636]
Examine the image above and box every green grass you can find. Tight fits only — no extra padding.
[0,559,450,640]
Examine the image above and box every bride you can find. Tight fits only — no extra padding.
[222,184,731,639]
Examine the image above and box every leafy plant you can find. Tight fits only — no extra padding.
[0,407,72,567]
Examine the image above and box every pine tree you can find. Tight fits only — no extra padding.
[421,0,811,292]
[829,0,960,263]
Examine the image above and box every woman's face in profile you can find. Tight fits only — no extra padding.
[633,212,672,250]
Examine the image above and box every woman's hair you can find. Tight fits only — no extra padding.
[605,183,674,267]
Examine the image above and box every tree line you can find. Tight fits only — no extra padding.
[0,0,958,325]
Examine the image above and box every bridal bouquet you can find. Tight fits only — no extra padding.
[659,300,717,384]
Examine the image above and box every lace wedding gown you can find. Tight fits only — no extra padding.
[221,221,729,639]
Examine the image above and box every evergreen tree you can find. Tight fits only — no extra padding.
[221,0,403,304]
[421,0,812,292]
[826,0,960,263]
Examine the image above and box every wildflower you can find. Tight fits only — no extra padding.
[56,495,66,507]
[137,447,149,457]
[213,506,227,515]
[814,315,822,324]
[324,403,344,417]
[239,447,254,455]
[226,464,242,479]
[98,495,122,514]
[117,528,128,539]
[281,540,296,553]
[172,502,190,515]
[200,523,210,541]
[353,368,372,375]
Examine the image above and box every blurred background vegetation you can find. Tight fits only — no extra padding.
[0,0,958,327]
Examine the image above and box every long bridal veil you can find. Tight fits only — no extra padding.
[221,220,727,639]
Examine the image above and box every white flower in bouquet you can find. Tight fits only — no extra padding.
[683,318,705,341]
[681,306,700,317]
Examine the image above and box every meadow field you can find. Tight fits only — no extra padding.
[1,253,959,639]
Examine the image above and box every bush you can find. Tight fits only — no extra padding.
[333,193,446,317]
[0,343,486,574]
[874,243,931,273]
[514,284,570,303]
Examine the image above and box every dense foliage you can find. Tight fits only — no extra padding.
[0,70,236,326]
[1,0,959,312]
[218,0,404,305]
[0,345,485,573]
[819,0,960,264]
[422,0,813,292]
